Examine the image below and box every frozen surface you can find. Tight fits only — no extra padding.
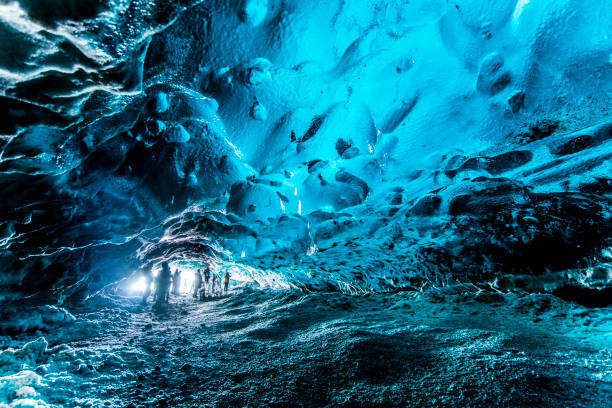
[0,290,611,407]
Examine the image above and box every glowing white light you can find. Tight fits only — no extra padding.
[513,0,531,21]
[279,198,285,211]
[178,268,196,293]
[294,187,298,196]
[298,200,302,215]
[224,138,244,158]
[241,251,246,258]
[129,277,148,293]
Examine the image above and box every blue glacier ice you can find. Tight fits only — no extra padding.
[0,0,611,406]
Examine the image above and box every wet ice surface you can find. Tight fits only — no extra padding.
[1,290,610,407]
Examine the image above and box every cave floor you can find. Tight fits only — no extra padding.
[4,289,612,407]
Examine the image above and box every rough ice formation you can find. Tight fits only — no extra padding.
[0,306,74,334]
[0,0,611,300]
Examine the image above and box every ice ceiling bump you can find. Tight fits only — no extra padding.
[0,0,611,299]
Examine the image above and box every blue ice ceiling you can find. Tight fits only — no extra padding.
[0,0,611,301]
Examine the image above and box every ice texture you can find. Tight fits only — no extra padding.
[2,2,612,405]
[0,0,611,299]
[2,290,612,407]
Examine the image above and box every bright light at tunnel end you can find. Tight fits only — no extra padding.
[129,276,148,293]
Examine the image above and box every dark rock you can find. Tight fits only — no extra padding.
[249,100,267,121]
[276,191,289,203]
[301,115,324,142]
[485,150,533,174]
[145,119,164,136]
[335,170,370,201]
[335,138,352,156]
[508,90,525,113]
[448,181,612,276]
[341,146,360,159]
[477,53,511,95]
[389,192,402,205]
[0,96,69,134]
[578,178,612,194]
[491,72,511,94]
[448,178,528,216]
[444,157,485,178]
[550,134,594,156]
[20,0,108,25]
[552,286,612,308]
[307,159,328,173]
[518,120,559,143]
[448,194,473,216]
[446,150,532,177]
[409,195,442,216]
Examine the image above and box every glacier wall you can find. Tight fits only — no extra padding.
[1,0,611,301]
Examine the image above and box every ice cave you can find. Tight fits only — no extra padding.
[0,0,611,406]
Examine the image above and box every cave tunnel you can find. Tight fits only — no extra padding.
[0,0,611,407]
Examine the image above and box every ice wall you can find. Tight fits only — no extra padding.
[1,0,611,300]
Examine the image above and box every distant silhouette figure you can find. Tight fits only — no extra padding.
[141,267,153,305]
[193,269,202,299]
[172,269,182,295]
[155,262,172,305]
[223,271,230,294]
[211,274,217,296]
[204,266,211,285]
